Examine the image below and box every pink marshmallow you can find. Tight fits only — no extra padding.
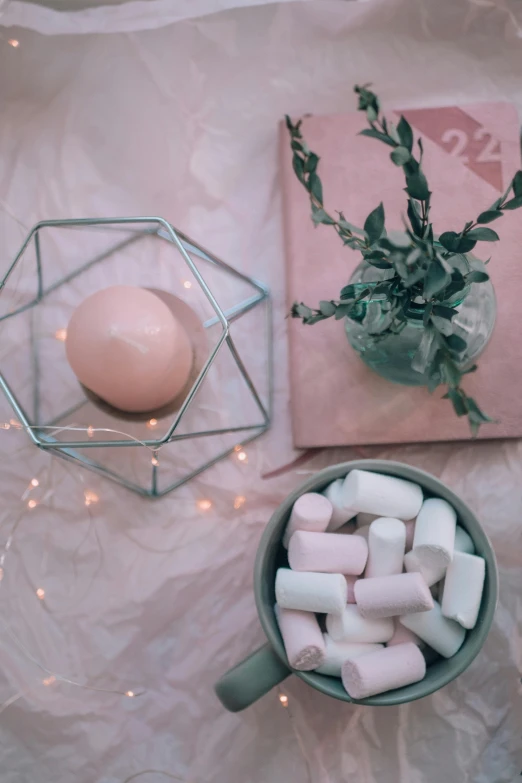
[342,642,426,699]
[345,575,357,604]
[288,531,368,575]
[354,572,434,620]
[276,606,326,671]
[282,493,333,548]
[387,619,425,648]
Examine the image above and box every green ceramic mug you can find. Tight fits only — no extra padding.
[215,460,498,712]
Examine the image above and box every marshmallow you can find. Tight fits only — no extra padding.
[275,568,347,615]
[404,519,416,552]
[323,479,356,531]
[316,635,383,677]
[454,526,475,555]
[365,518,406,578]
[404,549,446,587]
[441,551,485,630]
[275,606,326,671]
[400,601,466,658]
[326,605,394,643]
[282,493,333,548]
[288,531,368,575]
[342,469,423,520]
[412,498,456,570]
[387,619,424,648]
[354,572,433,619]
[341,642,426,699]
[345,575,357,604]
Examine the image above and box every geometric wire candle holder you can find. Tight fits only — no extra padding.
[0,217,272,496]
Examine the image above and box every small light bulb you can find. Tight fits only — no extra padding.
[151,456,159,466]
[86,426,94,438]
[197,499,212,511]
[9,419,21,429]
[148,418,158,428]
[125,690,135,698]
[234,444,243,452]
[183,280,192,289]
[27,499,37,509]
[237,451,247,462]
[279,694,289,707]
[234,495,246,510]
[1,423,10,430]
[84,490,98,505]
[31,478,39,487]
[8,39,19,48]
[36,588,45,600]
[43,676,56,686]
[54,328,67,342]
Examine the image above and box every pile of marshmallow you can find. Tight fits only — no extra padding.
[275,469,486,700]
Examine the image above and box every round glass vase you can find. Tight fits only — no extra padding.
[344,258,496,387]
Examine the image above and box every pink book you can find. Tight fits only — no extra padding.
[280,103,522,447]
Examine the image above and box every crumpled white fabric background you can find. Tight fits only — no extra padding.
[0,1,521,782]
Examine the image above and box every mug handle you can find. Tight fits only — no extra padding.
[214,643,291,712]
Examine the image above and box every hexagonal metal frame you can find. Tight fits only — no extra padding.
[0,217,273,496]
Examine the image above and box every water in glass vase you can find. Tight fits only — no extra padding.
[344,259,496,387]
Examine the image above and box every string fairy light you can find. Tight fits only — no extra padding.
[237,450,248,463]
[27,499,37,510]
[147,418,158,429]
[197,499,212,511]
[54,328,67,342]
[84,490,99,507]
[7,39,19,48]
[182,280,192,289]
[233,495,246,510]
[279,693,289,707]
[0,476,145,705]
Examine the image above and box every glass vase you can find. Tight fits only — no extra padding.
[344,258,496,387]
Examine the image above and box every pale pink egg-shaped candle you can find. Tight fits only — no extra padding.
[65,285,193,413]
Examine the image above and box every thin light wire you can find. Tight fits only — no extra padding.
[122,772,190,783]
[23,424,161,454]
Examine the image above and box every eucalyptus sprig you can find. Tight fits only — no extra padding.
[287,85,522,435]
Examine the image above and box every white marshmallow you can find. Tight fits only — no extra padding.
[282,492,333,548]
[404,549,446,587]
[326,605,394,643]
[454,526,475,555]
[400,601,466,658]
[441,551,485,630]
[342,642,426,700]
[275,606,326,671]
[412,498,456,570]
[365,518,406,578]
[316,635,383,677]
[341,469,423,520]
[323,479,356,531]
[275,568,347,615]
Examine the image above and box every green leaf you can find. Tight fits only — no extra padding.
[502,196,522,210]
[476,210,503,224]
[423,259,451,299]
[291,302,312,320]
[466,396,495,423]
[358,128,396,148]
[466,270,489,283]
[407,200,423,237]
[311,205,335,225]
[366,106,378,122]
[292,154,305,184]
[445,333,467,353]
[319,301,336,317]
[440,231,477,253]
[390,146,411,166]
[337,214,366,235]
[432,304,458,320]
[465,227,499,242]
[308,172,323,203]
[340,284,357,300]
[397,116,414,152]
[335,303,355,320]
[445,388,468,417]
[512,170,522,197]
[364,202,385,245]
[304,153,319,174]
[431,315,454,336]
[405,170,430,200]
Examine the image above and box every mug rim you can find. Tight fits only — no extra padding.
[254,459,499,707]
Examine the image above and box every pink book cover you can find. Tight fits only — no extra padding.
[280,103,522,448]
